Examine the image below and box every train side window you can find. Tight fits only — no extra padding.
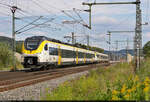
[44,44,48,51]
[49,47,58,55]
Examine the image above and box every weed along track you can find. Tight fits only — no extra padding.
[0,63,109,92]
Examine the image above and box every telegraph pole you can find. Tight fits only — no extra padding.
[83,1,142,71]
[107,32,111,61]
[126,38,129,62]
[87,35,89,46]
[135,0,142,70]
[72,32,75,44]
[11,6,17,71]
[115,40,118,61]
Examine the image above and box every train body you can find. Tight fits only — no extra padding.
[21,36,109,68]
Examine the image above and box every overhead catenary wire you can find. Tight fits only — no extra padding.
[31,0,57,18]
[18,15,74,31]
[73,8,88,26]
[16,18,55,34]
[16,16,43,33]
[0,11,11,16]
[17,0,87,32]
[61,10,88,28]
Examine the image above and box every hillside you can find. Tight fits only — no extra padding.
[104,49,134,56]
[0,36,23,53]
[0,36,13,46]
[0,36,23,45]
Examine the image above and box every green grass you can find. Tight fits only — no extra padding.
[42,60,150,100]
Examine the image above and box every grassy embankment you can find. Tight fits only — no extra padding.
[43,59,150,100]
[0,43,23,70]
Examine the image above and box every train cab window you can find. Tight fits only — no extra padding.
[44,44,48,51]
[26,40,39,50]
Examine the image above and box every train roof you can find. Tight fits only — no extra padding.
[25,36,75,46]
[25,36,107,55]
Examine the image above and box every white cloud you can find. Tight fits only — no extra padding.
[92,16,118,25]
[0,0,148,50]
[0,32,6,36]
[16,30,47,40]
[0,32,10,37]
[27,31,47,36]
[90,33,106,39]
[144,32,150,38]
[0,0,138,17]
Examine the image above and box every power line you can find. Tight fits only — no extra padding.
[73,8,88,26]
[16,18,55,34]
[31,0,57,18]
[16,16,43,33]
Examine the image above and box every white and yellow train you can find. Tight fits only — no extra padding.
[21,36,109,68]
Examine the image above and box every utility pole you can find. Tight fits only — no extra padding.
[135,0,142,71]
[72,32,75,44]
[82,0,142,72]
[87,35,89,46]
[64,35,71,43]
[115,40,118,61]
[126,38,129,62]
[11,6,17,71]
[82,1,137,30]
[113,39,133,62]
[82,5,92,29]
[64,32,75,44]
[107,31,111,61]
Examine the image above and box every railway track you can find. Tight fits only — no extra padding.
[0,63,109,92]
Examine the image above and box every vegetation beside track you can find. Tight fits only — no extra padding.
[0,42,23,70]
[43,59,150,100]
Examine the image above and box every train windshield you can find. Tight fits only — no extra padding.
[26,40,39,50]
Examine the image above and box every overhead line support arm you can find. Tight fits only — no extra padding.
[82,2,139,5]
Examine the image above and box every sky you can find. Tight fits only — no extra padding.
[0,0,149,51]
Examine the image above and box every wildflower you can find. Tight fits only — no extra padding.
[144,87,149,93]
[144,77,150,83]
[124,94,130,99]
[112,95,119,100]
[144,82,149,87]
[134,75,139,82]
[121,84,126,93]
[131,87,136,92]
[112,90,118,95]
[127,89,132,93]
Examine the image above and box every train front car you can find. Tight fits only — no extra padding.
[21,36,48,68]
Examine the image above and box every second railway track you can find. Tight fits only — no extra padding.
[0,63,109,92]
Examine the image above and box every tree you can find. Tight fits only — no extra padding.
[16,41,23,54]
[143,41,150,57]
[74,43,104,53]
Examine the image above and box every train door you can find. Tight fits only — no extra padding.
[57,45,62,65]
[76,49,78,64]
[43,43,49,62]
[73,47,76,64]
[95,52,98,62]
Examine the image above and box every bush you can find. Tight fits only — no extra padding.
[16,42,23,54]
[0,43,13,68]
[0,42,23,70]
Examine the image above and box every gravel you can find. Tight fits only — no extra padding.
[0,70,90,100]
